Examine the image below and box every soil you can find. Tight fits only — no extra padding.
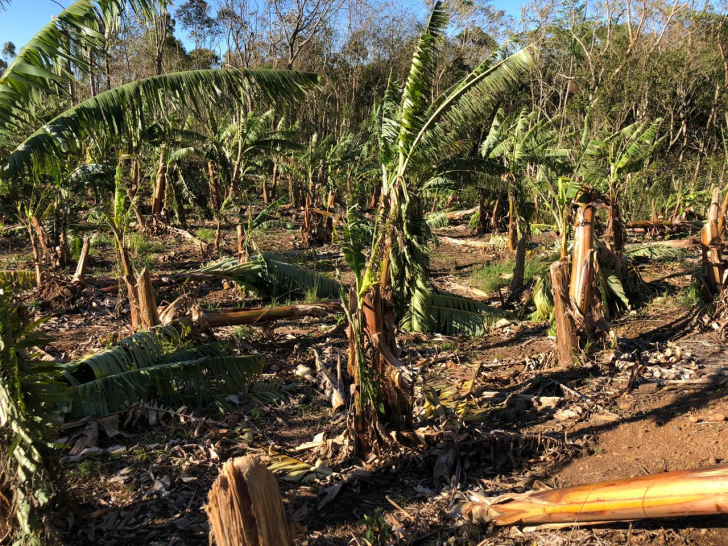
[2,218,727,545]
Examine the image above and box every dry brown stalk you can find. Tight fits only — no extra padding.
[72,236,91,283]
[205,455,291,546]
[459,464,728,527]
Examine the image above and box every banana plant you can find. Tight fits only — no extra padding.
[236,198,293,262]
[481,108,570,246]
[579,119,664,252]
[0,0,165,148]
[341,2,535,454]
[0,293,64,544]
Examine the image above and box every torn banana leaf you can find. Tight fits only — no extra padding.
[61,320,193,385]
[245,380,294,405]
[66,355,265,418]
[199,254,342,300]
[267,453,335,484]
[427,293,517,336]
[624,243,690,262]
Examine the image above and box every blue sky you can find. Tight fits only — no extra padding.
[0,0,525,58]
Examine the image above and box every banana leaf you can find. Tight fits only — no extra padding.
[66,355,265,418]
[426,293,517,336]
[61,320,192,385]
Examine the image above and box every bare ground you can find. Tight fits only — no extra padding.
[3,221,727,545]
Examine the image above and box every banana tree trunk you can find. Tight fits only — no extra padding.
[171,166,187,228]
[605,202,625,253]
[113,232,140,330]
[54,193,71,268]
[347,282,413,457]
[214,218,223,253]
[72,236,91,283]
[236,224,247,264]
[508,192,517,252]
[325,189,337,238]
[461,464,728,527]
[208,160,222,214]
[569,204,595,313]
[477,191,488,233]
[718,184,728,234]
[491,194,501,233]
[206,456,292,546]
[151,144,168,220]
[128,156,147,232]
[136,267,160,329]
[549,259,576,367]
[510,237,527,294]
[262,173,270,205]
[270,160,279,202]
[701,186,724,298]
[549,203,601,368]
[31,215,51,258]
[203,303,343,327]
[25,224,45,287]
[369,183,381,211]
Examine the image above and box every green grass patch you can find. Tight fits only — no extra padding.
[678,278,703,309]
[128,232,164,255]
[91,232,113,248]
[195,228,217,243]
[472,257,550,294]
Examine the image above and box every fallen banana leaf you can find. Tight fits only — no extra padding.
[458,464,728,527]
[267,453,335,484]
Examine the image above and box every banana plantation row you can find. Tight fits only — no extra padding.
[1,0,727,544]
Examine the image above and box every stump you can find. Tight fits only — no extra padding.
[701,187,725,298]
[549,259,577,368]
[72,236,91,283]
[135,267,160,329]
[205,456,291,546]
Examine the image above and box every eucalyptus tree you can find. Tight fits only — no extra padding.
[342,2,535,454]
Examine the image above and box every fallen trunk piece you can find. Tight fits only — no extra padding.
[458,464,728,527]
[439,235,500,250]
[626,220,702,232]
[205,455,291,546]
[445,207,478,221]
[202,302,344,328]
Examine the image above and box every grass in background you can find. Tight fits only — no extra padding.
[678,278,703,310]
[128,232,164,255]
[195,228,217,243]
[472,257,550,294]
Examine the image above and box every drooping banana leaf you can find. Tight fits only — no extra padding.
[531,274,553,321]
[0,292,63,541]
[423,293,517,336]
[624,243,690,262]
[600,267,631,318]
[201,256,517,336]
[425,211,449,229]
[199,254,343,300]
[66,355,265,418]
[0,0,164,146]
[2,69,318,178]
[266,258,342,300]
